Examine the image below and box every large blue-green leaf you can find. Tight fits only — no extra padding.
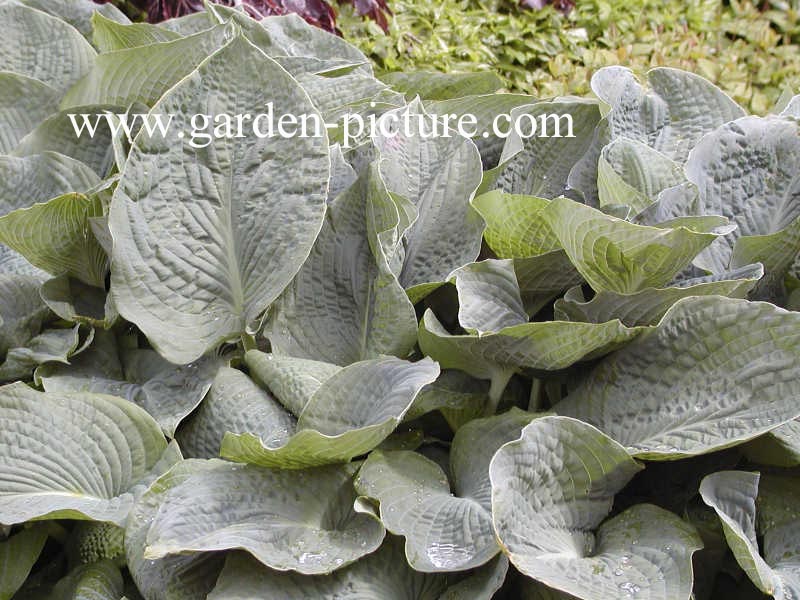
[0,383,167,526]
[491,416,701,600]
[374,100,484,301]
[591,66,745,162]
[208,536,506,600]
[0,3,96,94]
[266,164,417,366]
[0,73,58,154]
[557,296,800,459]
[109,36,330,364]
[700,471,800,599]
[540,196,719,293]
[140,459,385,575]
[355,409,537,572]
[221,357,439,469]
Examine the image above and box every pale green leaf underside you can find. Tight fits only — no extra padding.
[472,191,559,259]
[553,264,762,327]
[490,416,700,600]
[0,193,108,288]
[221,357,439,469]
[597,138,685,214]
[418,309,641,381]
[541,196,717,294]
[61,24,228,108]
[142,459,385,575]
[109,36,330,364]
[557,296,800,459]
[0,382,166,526]
[743,420,800,467]
[0,526,47,600]
[699,471,793,598]
[91,12,181,52]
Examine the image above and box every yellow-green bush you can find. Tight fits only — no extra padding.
[339,0,800,113]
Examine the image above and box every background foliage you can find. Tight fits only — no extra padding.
[338,0,800,113]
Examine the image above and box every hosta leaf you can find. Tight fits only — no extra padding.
[382,71,504,100]
[491,100,601,198]
[266,163,417,366]
[221,357,439,469]
[0,153,100,214]
[0,273,49,358]
[426,93,538,169]
[471,192,559,259]
[40,274,117,328]
[51,560,124,600]
[92,12,181,52]
[451,259,527,334]
[0,325,82,382]
[19,0,130,37]
[743,420,800,467]
[0,193,108,287]
[0,3,95,94]
[554,264,763,326]
[556,296,800,459]
[490,416,701,600]
[61,25,228,108]
[208,537,458,600]
[591,66,745,161]
[355,408,536,572]
[686,116,800,273]
[125,447,224,600]
[597,138,685,214]
[0,73,58,154]
[109,35,330,364]
[374,100,484,299]
[406,370,490,431]
[206,8,400,123]
[176,366,295,459]
[513,251,584,315]
[440,555,509,599]
[13,105,118,177]
[731,216,800,301]
[36,330,221,437]
[700,471,800,598]
[541,196,718,293]
[245,351,342,417]
[418,309,640,388]
[160,12,213,36]
[0,383,166,526]
[0,526,47,600]
[141,459,385,574]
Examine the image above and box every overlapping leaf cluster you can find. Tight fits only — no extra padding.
[0,2,799,599]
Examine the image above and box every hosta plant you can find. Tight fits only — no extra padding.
[0,1,799,599]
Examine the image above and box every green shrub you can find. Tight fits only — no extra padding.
[339,0,800,113]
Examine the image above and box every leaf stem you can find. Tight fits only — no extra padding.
[240,333,257,352]
[528,377,543,412]
[485,368,515,416]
